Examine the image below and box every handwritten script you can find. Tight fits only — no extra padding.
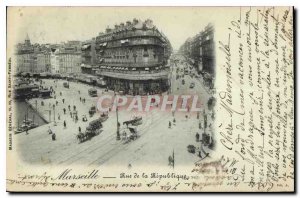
[217,7,294,192]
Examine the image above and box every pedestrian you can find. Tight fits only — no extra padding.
[25,128,29,135]
[79,126,81,133]
[63,121,66,129]
[60,92,62,96]
[196,133,200,142]
[78,90,80,94]
[73,105,76,111]
[63,108,66,114]
[80,97,81,102]
[58,113,60,120]
[198,151,202,158]
[169,121,172,128]
[56,101,58,106]
[52,133,56,141]
[68,105,70,111]
[70,112,72,118]
[48,126,52,134]
[62,98,65,104]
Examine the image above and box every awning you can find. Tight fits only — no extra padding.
[132,68,136,71]
[82,44,91,50]
[145,68,149,71]
[120,39,129,44]
[102,42,107,46]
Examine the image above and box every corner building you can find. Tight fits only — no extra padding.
[95,19,172,95]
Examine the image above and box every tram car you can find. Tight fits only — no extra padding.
[63,82,69,88]
[76,118,103,143]
[123,116,142,126]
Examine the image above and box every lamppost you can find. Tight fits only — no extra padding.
[53,104,57,126]
[114,93,121,141]
[116,105,120,141]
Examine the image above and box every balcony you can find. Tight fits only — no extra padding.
[105,39,164,49]
[96,68,170,80]
[99,61,163,68]
[82,51,92,57]
[97,29,165,43]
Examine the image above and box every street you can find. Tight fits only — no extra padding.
[16,54,215,168]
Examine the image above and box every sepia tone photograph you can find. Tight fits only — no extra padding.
[9,7,216,167]
[6,6,294,192]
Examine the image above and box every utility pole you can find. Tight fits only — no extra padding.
[172,149,175,169]
[116,106,120,140]
[53,105,57,126]
[35,100,38,113]
[116,95,120,140]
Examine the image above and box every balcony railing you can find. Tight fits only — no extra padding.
[96,29,165,43]
[99,62,163,68]
[82,52,92,57]
[96,68,170,80]
[105,39,164,49]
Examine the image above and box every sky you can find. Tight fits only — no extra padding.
[7,7,217,50]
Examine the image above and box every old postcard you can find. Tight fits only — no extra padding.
[6,6,294,192]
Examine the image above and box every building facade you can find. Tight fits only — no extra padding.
[95,19,172,95]
[81,38,97,74]
[15,34,35,73]
[50,41,82,74]
[179,23,215,76]
[15,35,52,74]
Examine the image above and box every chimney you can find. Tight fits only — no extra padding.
[133,18,138,24]
[105,26,111,33]
[126,21,132,26]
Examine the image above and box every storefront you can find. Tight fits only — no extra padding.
[104,77,169,95]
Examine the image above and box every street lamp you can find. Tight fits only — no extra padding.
[116,106,120,140]
[52,105,57,126]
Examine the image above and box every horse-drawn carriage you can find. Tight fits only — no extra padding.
[77,118,103,143]
[89,106,96,117]
[99,112,109,122]
[121,126,139,144]
[123,116,142,126]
